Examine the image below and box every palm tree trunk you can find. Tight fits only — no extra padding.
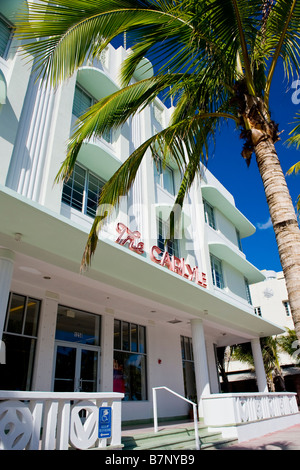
[253,133,300,343]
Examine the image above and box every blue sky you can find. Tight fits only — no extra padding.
[112,36,300,274]
[205,66,300,273]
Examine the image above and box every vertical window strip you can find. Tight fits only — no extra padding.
[254,307,262,316]
[153,158,175,195]
[210,254,224,289]
[61,163,105,218]
[0,16,12,58]
[244,278,252,305]
[72,84,112,143]
[283,301,291,316]
[157,217,179,258]
[204,200,216,230]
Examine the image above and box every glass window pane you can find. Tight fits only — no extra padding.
[131,324,138,352]
[181,336,185,360]
[0,335,36,390]
[138,326,146,354]
[153,159,161,186]
[122,322,130,351]
[24,298,40,336]
[163,166,174,194]
[86,174,105,218]
[114,351,147,400]
[55,306,101,346]
[71,165,85,211]
[80,349,98,392]
[184,336,191,360]
[0,17,11,58]
[54,345,76,392]
[73,85,93,118]
[6,294,26,334]
[114,320,121,350]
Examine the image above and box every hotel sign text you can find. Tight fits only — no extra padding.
[115,223,207,288]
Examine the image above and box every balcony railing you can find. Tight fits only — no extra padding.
[0,391,124,450]
[202,392,299,428]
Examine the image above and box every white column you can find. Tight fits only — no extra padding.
[251,337,268,392]
[0,248,15,338]
[101,313,114,392]
[191,319,211,417]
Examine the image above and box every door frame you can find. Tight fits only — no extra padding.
[52,340,101,392]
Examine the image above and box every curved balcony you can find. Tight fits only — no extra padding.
[133,57,154,81]
[77,66,119,100]
[76,137,121,182]
[201,185,255,238]
[208,241,265,284]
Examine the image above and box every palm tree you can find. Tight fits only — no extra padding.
[231,338,286,392]
[16,0,300,340]
[278,327,300,364]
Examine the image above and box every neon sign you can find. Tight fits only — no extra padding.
[115,223,207,288]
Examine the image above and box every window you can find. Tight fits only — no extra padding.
[0,15,12,59]
[72,84,112,143]
[0,293,41,390]
[283,301,291,316]
[254,307,262,317]
[113,320,147,400]
[210,254,224,289]
[244,278,252,305]
[154,159,175,195]
[157,217,180,258]
[236,229,243,251]
[204,200,216,230]
[55,306,101,346]
[61,163,105,218]
[181,336,196,399]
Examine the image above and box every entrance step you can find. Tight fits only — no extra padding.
[121,422,238,450]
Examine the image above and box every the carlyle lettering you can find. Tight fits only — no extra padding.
[115,224,207,288]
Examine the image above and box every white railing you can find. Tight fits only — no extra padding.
[0,391,124,450]
[202,392,299,427]
[152,386,200,450]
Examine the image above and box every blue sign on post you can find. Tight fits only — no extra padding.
[99,407,112,439]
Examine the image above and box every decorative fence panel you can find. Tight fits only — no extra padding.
[0,391,123,450]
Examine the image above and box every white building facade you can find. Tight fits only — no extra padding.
[0,1,299,445]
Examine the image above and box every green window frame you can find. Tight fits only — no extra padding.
[210,254,224,289]
[61,163,106,218]
[0,15,12,59]
[72,84,112,143]
[204,199,216,230]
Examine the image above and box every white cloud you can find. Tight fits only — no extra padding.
[257,217,272,230]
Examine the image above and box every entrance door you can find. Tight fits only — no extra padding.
[53,342,100,392]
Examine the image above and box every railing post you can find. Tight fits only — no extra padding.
[152,386,200,450]
[193,403,200,450]
[153,388,158,433]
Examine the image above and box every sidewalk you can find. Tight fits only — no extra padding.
[222,424,300,450]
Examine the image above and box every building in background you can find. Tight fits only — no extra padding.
[250,270,300,399]
[0,0,290,426]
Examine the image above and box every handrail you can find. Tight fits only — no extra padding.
[152,386,200,450]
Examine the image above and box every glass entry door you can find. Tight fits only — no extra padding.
[54,342,100,392]
[53,306,101,392]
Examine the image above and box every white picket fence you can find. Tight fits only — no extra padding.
[0,391,124,450]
